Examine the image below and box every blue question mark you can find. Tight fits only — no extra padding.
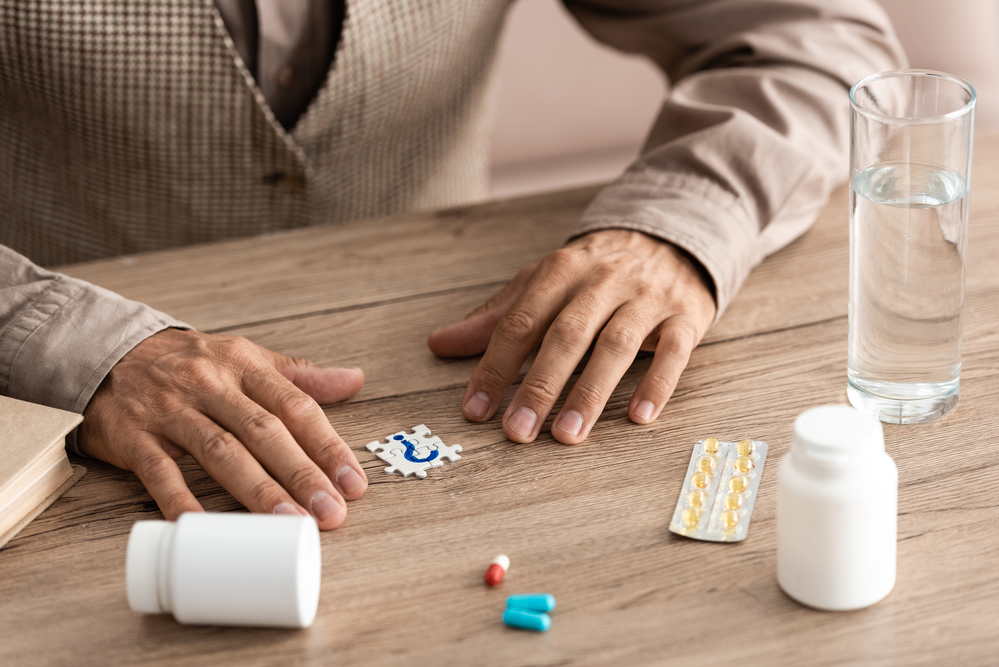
[392,434,439,463]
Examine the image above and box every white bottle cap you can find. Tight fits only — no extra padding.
[126,520,174,615]
[792,405,884,468]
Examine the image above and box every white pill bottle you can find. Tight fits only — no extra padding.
[777,405,898,611]
[126,513,321,628]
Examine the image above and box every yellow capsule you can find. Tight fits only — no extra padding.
[696,456,716,474]
[729,475,749,493]
[703,437,720,455]
[724,492,743,510]
[687,490,707,508]
[691,472,710,489]
[737,439,754,456]
[682,507,702,528]
[734,456,755,474]
[722,510,740,531]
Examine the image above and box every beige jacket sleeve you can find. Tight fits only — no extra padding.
[566,0,907,319]
[0,245,189,453]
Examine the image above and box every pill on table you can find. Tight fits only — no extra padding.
[503,609,551,632]
[682,507,702,528]
[691,472,710,489]
[737,439,754,456]
[735,456,754,473]
[507,594,557,613]
[696,456,716,473]
[687,489,707,508]
[484,554,510,587]
[703,437,721,454]
[729,475,749,493]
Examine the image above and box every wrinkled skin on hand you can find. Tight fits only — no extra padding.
[78,329,367,529]
[429,229,716,443]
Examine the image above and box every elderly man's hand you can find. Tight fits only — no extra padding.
[78,329,367,529]
[428,230,716,443]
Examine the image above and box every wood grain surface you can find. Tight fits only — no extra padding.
[2,134,998,667]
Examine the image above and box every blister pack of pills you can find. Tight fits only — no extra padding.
[669,438,768,543]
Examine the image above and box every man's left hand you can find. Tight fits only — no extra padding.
[427,229,716,444]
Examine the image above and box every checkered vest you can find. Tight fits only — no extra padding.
[0,0,506,266]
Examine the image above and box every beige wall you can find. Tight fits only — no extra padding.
[878,0,999,128]
[489,0,664,198]
[490,0,999,198]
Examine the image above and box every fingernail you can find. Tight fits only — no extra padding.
[507,407,538,437]
[554,410,584,437]
[310,490,343,521]
[465,391,490,419]
[273,502,302,516]
[635,400,656,421]
[336,466,365,496]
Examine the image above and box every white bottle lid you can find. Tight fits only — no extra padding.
[792,405,884,467]
[126,520,174,614]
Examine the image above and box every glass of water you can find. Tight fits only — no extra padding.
[848,70,976,424]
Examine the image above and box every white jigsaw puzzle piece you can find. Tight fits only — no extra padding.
[365,424,434,456]
[364,424,461,479]
[378,444,443,469]
[384,442,445,470]
[434,442,462,462]
[413,445,445,468]
[378,448,437,478]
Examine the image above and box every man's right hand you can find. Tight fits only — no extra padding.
[77,329,368,529]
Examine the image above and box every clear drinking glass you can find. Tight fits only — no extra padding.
[848,70,976,424]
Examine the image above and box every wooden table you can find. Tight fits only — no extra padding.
[3,133,998,667]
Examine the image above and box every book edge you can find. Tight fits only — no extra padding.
[0,464,87,550]
[0,397,83,497]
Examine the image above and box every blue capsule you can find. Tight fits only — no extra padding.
[503,609,551,632]
[506,594,556,613]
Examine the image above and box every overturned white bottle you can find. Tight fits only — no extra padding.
[777,405,897,611]
[126,513,321,628]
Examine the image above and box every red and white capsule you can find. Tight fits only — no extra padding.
[483,554,510,587]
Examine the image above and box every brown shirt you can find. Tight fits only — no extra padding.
[214,0,345,129]
[0,0,907,449]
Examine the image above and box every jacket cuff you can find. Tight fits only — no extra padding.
[570,170,761,324]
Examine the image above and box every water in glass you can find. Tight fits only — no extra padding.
[848,161,968,423]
